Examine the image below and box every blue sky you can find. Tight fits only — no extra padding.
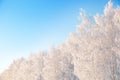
[0,0,119,73]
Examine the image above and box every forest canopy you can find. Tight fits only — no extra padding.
[0,1,120,80]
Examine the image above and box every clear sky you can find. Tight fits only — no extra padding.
[0,0,119,73]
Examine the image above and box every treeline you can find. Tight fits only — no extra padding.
[0,1,120,80]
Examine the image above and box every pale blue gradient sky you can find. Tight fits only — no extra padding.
[0,0,119,73]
